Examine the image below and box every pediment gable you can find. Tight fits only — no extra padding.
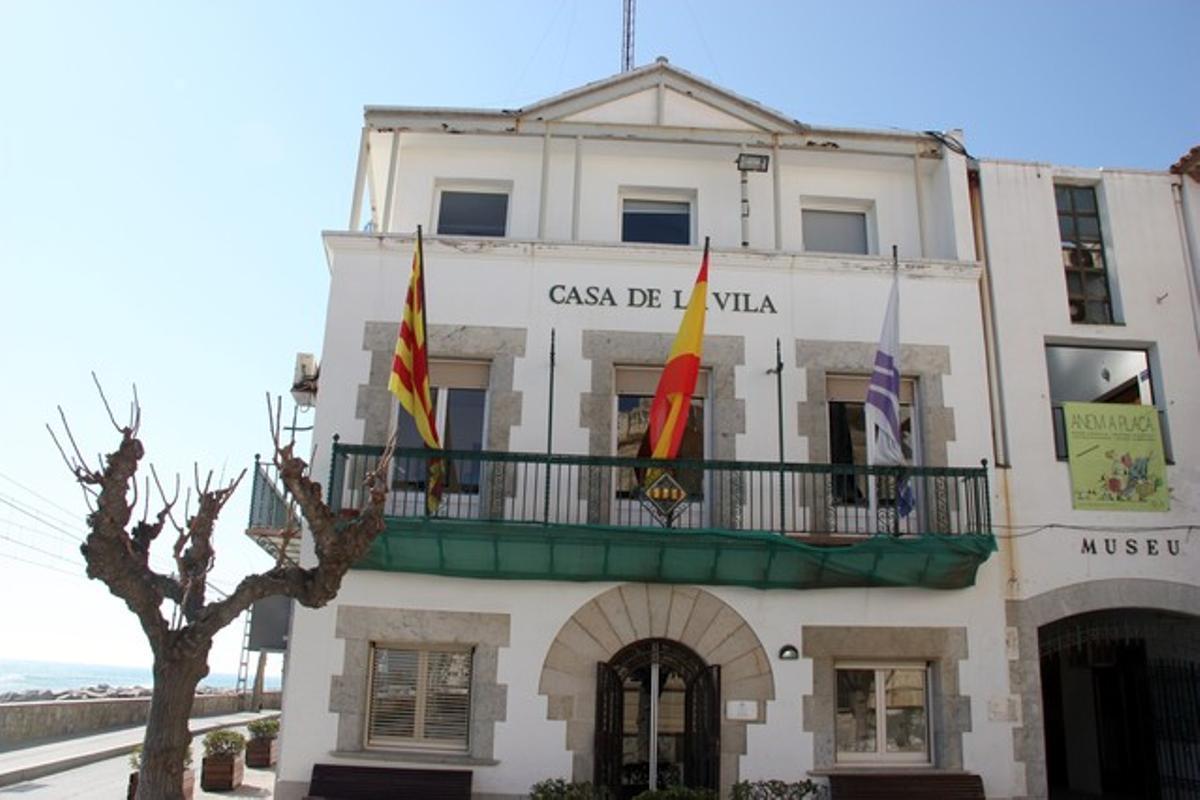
[518,59,803,134]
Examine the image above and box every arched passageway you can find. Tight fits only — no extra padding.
[1039,608,1200,799]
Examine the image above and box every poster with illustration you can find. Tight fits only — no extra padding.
[1064,402,1168,511]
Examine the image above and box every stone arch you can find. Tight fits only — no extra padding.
[1007,579,1200,799]
[538,584,775,786]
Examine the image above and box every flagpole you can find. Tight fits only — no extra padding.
[544,328,556,524]
[418,225,430,347]
[768,338,785,533]
[891,244,900,536]
[417,225,434,519]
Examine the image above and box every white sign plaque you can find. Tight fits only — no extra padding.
[726,700,758,721]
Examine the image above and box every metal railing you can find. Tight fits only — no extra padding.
[329,443,990,538]
[248,457,292,531]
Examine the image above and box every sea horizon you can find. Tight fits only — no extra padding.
[0,657,282,694]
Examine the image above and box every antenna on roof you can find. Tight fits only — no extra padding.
[622,0,636,71]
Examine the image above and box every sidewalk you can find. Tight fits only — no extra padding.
[0,710,277,788]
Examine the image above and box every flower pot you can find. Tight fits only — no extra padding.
[200,754,245,791]
[128,768,195,799]
[245,736,279,768]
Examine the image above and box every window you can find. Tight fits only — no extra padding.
[367,644,472,751]
[396,361,488,494]
[836,664,930,764]
[827,375,916,505]
[1055,185,1113,324]
[1045,345,1171,461]
[615,367,707,497]
[802,209,869,255]
[436,189,508,237]
[622,198,692,245]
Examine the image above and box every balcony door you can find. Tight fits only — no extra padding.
[614,367,709,528]
[827,374,919,533]
[595,639,719,799]
[394,360,489,518]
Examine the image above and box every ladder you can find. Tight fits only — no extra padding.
[235,606,253,696]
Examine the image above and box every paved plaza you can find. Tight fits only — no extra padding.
[0,712,278,798]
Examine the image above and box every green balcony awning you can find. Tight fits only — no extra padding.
[353,518,997,590]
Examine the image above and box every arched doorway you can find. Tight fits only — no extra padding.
[595,639,719,799]
[1039,608,1200,799]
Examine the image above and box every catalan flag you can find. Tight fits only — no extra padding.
[389,228,444,514]
[648,238,709,460]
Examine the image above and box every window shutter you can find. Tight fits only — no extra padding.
[421,651,472,746]
[429,360,490,390]
[615,366,709,396]
[367,646,472,751]
[827,374,914,404]
[368,648,419,742]
[802,209,869,255]
[623,199,690,215]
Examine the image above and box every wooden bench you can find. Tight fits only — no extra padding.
[305,763,472,800]
[828,772,985,799]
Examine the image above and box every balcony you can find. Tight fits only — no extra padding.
[246,456,301,565]
[320,443,995,591]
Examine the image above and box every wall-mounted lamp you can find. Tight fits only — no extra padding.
[735,153,771,173]
[778,644,799,661]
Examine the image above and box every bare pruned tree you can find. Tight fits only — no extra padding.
[49,377,393,800]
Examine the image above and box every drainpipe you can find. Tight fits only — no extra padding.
[968,167,1009,467]
[968,164,1018,594]
[1170,180,1200,356]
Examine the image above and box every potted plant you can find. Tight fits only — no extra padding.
[128,744,194,800]
[530,778,598,800]
[731,780,819,800]
[245,717,280,768]
[200,729,246,791]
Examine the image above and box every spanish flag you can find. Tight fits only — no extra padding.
[648,238,709,460]
[389,227,444,514]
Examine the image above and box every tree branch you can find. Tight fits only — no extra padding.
[58,386,395,667]
[174,469,245,623]
[74,422,171,650]
[92,371,126,434]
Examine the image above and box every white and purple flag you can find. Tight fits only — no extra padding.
[866,273,915,517]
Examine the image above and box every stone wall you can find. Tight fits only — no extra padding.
[0,692,282,748]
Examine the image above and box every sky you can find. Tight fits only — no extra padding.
[0,1,1196,680]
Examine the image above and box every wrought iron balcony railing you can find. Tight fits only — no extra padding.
[328,442,990,539]
[246,457,300,565]
[249,458,292,531]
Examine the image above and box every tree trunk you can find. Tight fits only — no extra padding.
[135,653,207,800]
[250,650,267,711]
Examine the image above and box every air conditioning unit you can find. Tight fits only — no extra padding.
[291,353,319,409]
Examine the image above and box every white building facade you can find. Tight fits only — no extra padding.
[264,62,1200,799]
[976,154,1200,798]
